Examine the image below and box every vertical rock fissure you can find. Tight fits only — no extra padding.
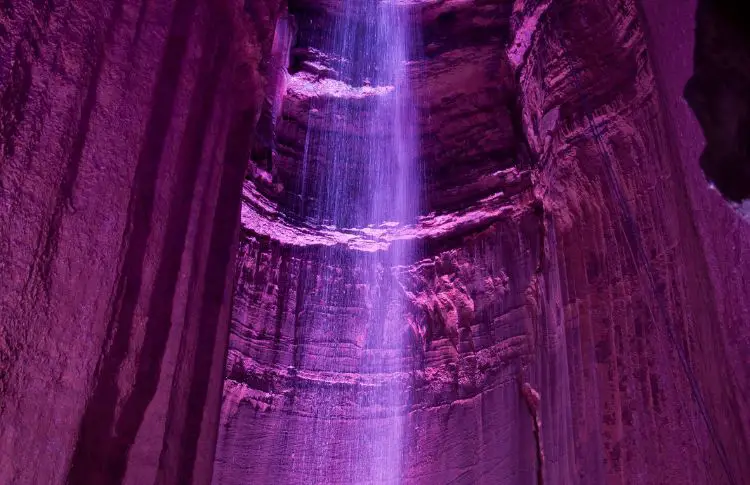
[118,16,227,485]
[176,95,260,485]
[521,381,544,485]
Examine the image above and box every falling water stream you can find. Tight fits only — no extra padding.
[293,1,419,483]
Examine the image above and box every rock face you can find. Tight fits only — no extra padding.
[215,1,750,485]
[514,1,750,483]
[0,1,282,484]
[214,0,542,483]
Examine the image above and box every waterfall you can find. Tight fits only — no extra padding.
[299,1,419,228]
[292,1,420,483]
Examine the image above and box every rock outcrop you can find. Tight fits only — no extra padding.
[214,1,545,483]
[0,1,282,484]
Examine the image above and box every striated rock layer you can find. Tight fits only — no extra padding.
[0,0,283,484]
[216,0,750,484]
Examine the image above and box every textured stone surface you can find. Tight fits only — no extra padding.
[216,0,750,484]
[215,183,542,485]
[514,0,750,483]
[0,1,282,484]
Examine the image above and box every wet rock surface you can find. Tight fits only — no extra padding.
[514,1,749,482]
[217,0,750,484]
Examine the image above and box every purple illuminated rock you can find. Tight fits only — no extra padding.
[0,1,282,484]
[215,0,750,484]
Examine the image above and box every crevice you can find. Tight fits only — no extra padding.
[176,105,257,485]
[520,380,544,485]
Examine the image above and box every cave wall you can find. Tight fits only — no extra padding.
[0,1,283,484]
[515,0,750,482]
[1,0,748,484]
[216,0,750,484]
[639,0,750,466]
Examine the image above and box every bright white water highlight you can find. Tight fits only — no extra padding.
[293,1,421,484]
